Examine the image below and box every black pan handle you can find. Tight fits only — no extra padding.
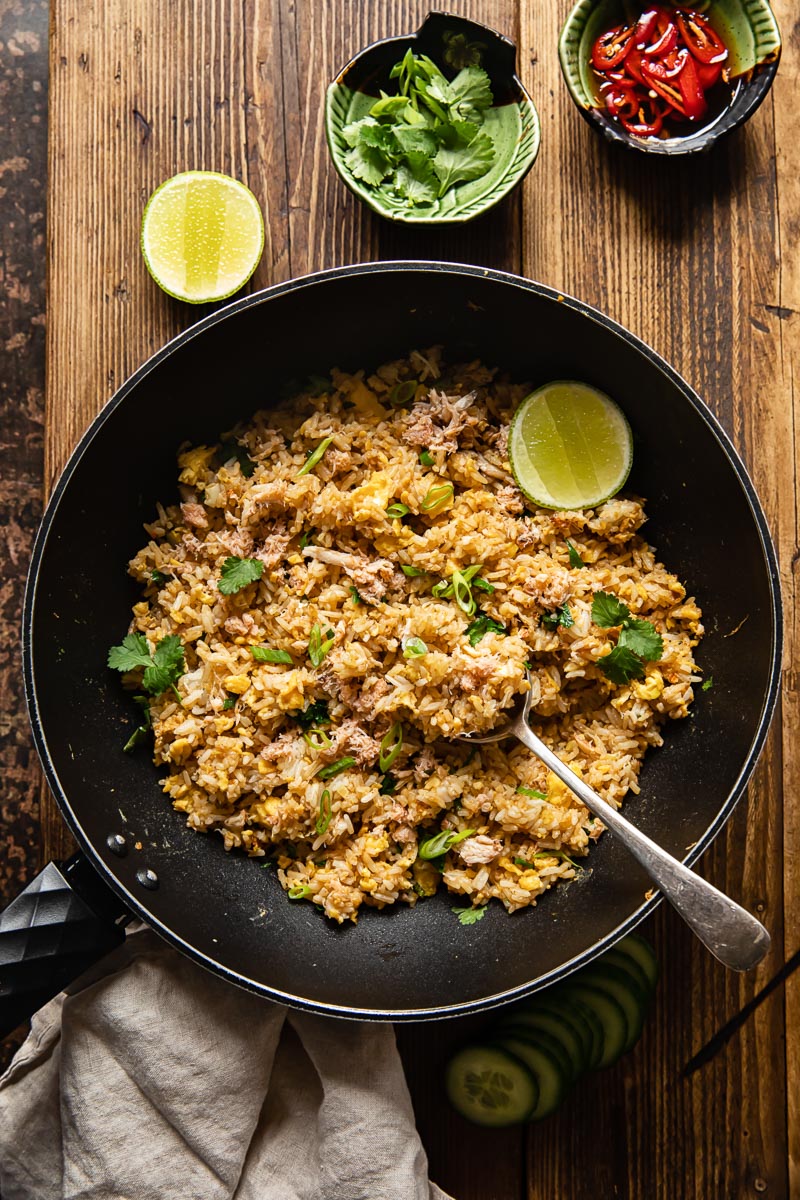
[0,853,131,1038]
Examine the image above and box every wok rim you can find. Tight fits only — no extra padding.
[22,260,783,1020]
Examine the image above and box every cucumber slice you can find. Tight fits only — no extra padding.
[446,1044,539,1127]
[552,994,605,1070]
[616,933,659,992]
[561,983,628,1069]
[602,948,652,998]
[499,1008,587,1079]
[576,965,647,1055]
[492,1034,570,1120]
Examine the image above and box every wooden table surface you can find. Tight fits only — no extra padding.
[1,1,798,1195]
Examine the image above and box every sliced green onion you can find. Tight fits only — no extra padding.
[460,564,483,582]
[431,578,453,599]
[318,755,356,780]
[533,848,583,869]
[303,728,332,751]
[379,773,398,795]
[287,884,313,899]
[299,528,315,550]
[386,502,410,519]
[403,636,428,659]
[349,586,363,605]
[250,645,293,665]
[516,786,547,800]
[419,449,434,467]
[308,623,335,668]
[472,577,495,593]
[316,788,332,835]
[452,570,476,617]
[379,722,403,773]
[389,380,417,406]
[418,828,475,860]
[296,436,333,478]
[401,564,427,578]
[421,481,454,513]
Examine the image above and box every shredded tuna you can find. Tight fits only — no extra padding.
[459,657,496,690]
[495,484,525,516]
[523,567,571,609]
[180,502,209,529]
[224,612,257,637]
[402,389,481,454]
[303,545,400,603]
[413,746,437,782]
[588,499,647,543]
[260,731,301,765]
[457,834,502,865]
[256,524,292,569]
[320,717,380,768]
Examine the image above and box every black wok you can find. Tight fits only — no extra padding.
[1,262,782,1031]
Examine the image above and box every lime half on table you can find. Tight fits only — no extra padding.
[508,381,633,510]
[141,171,264,304]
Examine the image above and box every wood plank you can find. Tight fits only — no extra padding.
[519,2,790,1196]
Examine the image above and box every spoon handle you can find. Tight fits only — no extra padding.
[515,723,770,972]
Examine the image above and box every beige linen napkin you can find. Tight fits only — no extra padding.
[0,928,454,1200]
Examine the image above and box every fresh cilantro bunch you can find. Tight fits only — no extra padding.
[107,633,185,698]
[591,591,664,685]
[341,49,495,211]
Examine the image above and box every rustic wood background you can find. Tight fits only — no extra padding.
[1,0,797,1195]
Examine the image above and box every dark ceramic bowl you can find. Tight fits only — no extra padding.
[325,12,540,223]
[559,0,781,154]
[17,262,782,1022]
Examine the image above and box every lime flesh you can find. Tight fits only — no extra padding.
[508,381,633,510]
[141,171,264,304]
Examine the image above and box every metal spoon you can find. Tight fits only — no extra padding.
[458,671,770,972]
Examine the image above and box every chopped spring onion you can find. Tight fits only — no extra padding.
[431,578,452,599]
[389,380,417,406]
[222,695,237,710]
[418,828,475,860]
[472,576,495,593]
[419,450,434,467]
[287,884,313,900]
[420,481,454,513]
[250,645,293,665]
[452,569,477,617]
[308,623,335,668]
[349,586,363,604]
[379,722,404,773]
[316,788,332,835]
[303,728,332,751]
[516,786,547,800]
[401,564,427,578]
[386,502,410,519]
[299,528,315,550]
[379,773,398,795]
[296,436,333,478]
[318,755,356,780]
[403,636,428,659]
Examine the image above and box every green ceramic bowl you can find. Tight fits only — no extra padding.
[559,0,781,154]
[325,12,540,224]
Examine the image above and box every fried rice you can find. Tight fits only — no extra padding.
[122,348,703,922]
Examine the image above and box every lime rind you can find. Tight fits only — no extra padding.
[509,381,633,510]
[141,171,265,305]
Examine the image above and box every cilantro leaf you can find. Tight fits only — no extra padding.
[222,695,237,710]
[345,143,391,186]
[448,66,493,121]
[294,699,330,731]
[465,614,506,646]
[342,117,376,148]
[598,645,645,685]
[566,540,585,569]
[143,635,185,695]
[591,591,631,628]
[358,121,399,155]
[393,125,438,157]
[394,159,438,206]
[452,904,487,926]
[432,129,494,196]
[618,620,663,662]
[220,440,255,478]
[109,633,184,698]
[702,677,713,692]
[107,633,152,673]
[218,556,264,596]
[542,604,574,631]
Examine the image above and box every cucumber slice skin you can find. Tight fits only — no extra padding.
[616,933,660,992]
[446,1044,539,1127]
[577,965,646,1054]
[492,1034,570,1121]
[601,948,653,999]
[561,984,629,1069]
[499,1010,587,1079]
[551,993,605,1070]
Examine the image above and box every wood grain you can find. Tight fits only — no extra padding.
[35,1,800,1196]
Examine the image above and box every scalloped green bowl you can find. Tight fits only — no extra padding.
[559,0,781,154]
[326,12,540,224]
